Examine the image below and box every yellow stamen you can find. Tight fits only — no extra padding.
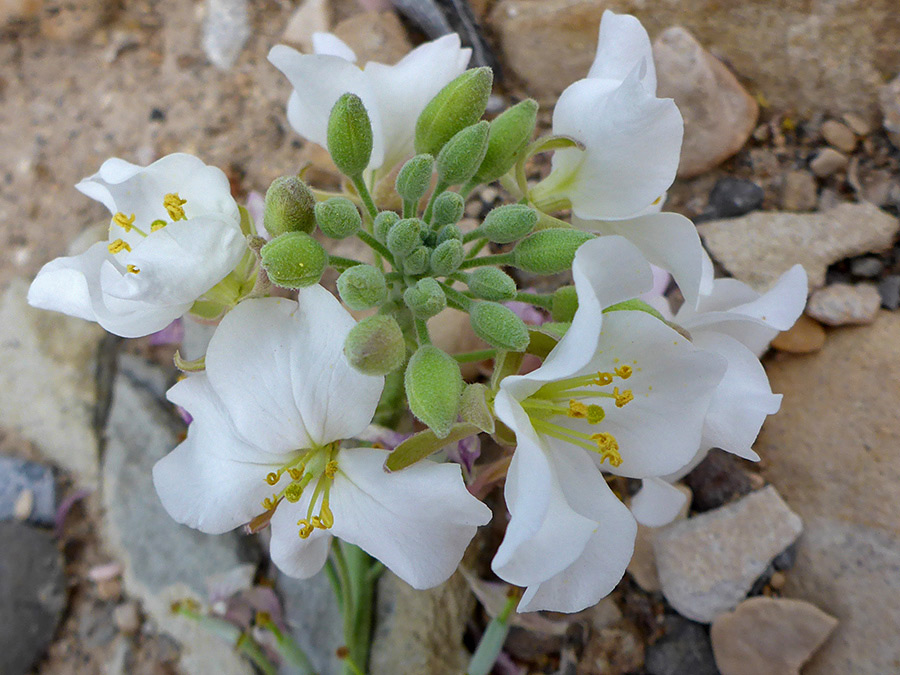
[297,519,315,539]
[112,212,136,231]
[126,264,141,274]
[325,460,339,478]
[595,372,614,386]
[591,432,623,467]
[262,494,279,511]
[150,219,168,232]
[287,467,304,481]
[108,239,131,254]
[318,501,334,528]
[568,400,588,419]
[614,365,633,379]
[164,193,187,221]
[265,472,280,486]
[614,387,633,408]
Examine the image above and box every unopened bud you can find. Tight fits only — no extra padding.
[403,245,430,275]
[551,285,578,322]
[263,176,316,236]
[315,197,362,239]
[512,229,593,275]
[430,239,464,276]
[374,211,400,243]
[405,344,464,438]
[386,218,423,258]
[432,192,465,227]
[467,267,517,301]
[480,204,538,244]
[436,121,490,186]
[403,278,446,318]
[343,315,406,375]
[469,301,529,351]
[327,93,373,177]
[395,154,434,204]
[473,99,539,185]
[437,223,463,243]
[337,264,387,310]
[260,232,327,289]
[415,67,493,157]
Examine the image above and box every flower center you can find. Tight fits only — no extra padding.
[520,363,637,467]
[107,193,190,273]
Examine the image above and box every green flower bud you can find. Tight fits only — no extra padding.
[374,211,400,243]
[437,223,463,243]
[405,344,464,438]
[432,192,465,227]
[403,278,446,319]
[263,175,316,236]
[512,229,593,275]
[467,267,517,301]
[315,197,362,239]
[403,245,430,275]
[386,218,423,258]
[337,264,388,310]
[473,99,539,185]
[469,301,530,351]
[480,204,538,243]
[344,315,406,376]
[430,239,464,276]
[551,285,579,322]
[260,232,327,289]
[415,67,493,157]
[327,93,373,177]
[395,154,434,204]
[436,121,490,186]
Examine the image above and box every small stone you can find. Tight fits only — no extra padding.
[332,11,411,65]
[0,456,55,526]
[683,449,753,512]
[202,0,251,70]
[809,147,848,177]
[805,283,881,326]
[654,486,803,623]
[96,577,122,601]
[39,0,107,41]
[780,170,818,212]
[849,256,884,278]
[842,113,871,136]
[281,0,330,52]
[627,484,692,593]
[878,275,900,310]
[645,615,718,675]
[113,601,142,635]
[820,120,857,153]
[769,571,787,590]
[711,597,838,675]
[771,315,826,353]
[654,27,759,178]
[577,625,645,675]
[13,488,34,520]
[878,74,900,147]
[705,177,765,219]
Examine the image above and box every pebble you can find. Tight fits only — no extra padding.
[805,283,881,326]
[849,256,884,278]
[771,315,826,353]
[333,10,412,65]
[281,0,330,52]
[644,615,719,675]
[683,449,753,512]
[820,120,857,153]
[698,202,899,290]
[809,148,848,177]
[780,170,818,212]
[577,625,645,675]
[710,597,838,675]
[878,74,900,148]
[653,27,758,178]
[113,601,142,635]
[0,456,55,526]
[202,0,251,70]
[704,177,765,220]
[877,275,900,310]
[654,486,803,623]
[842,112,871,136]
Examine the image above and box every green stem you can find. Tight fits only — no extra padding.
[329,255,363,271]
[460,180,477,199]
[452,348,498,363]
[438,281,474,311]
[462,229,484,244]
[261,619,318,675]
[415,318,431,344]
[466,593,518,675]
[403,198,416,219]
[175,607,278,675]
[351,175,379,220]
[458,252,514,270]
[422,180,448,224]
[515,291,553,309]
[357,230,396,267]
[465,238,489,260]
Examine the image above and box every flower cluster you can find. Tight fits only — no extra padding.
[29,8,807,628]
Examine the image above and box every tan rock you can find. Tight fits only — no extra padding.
[577,624,645,675]
[711,597,838,675]
[809,147,848,178]
[39,0,108,41]
[333,10,411,65]
[820,120,856,153]
[1,0,41,25]
[805,282,881,326]
[841,113,871,137]
[281,0,331,53]
[698,202,900,290]
[770,315,826,354]
[653,26,758,178]
[878,74,900,147]
[627,483,692,592]
[780,170,817,212]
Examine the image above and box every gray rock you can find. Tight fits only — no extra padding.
[277,571,344,675]
[698,202,900,290]
[805,283,881,326]
[878,275,900,310]
[654,486,803,623]
[0,456,55,525]
[780,170,818,212]
[703,177,764,221]
[0,521,66,675]
[645,615,718,675]
[849,256,884,278]
[203,0,251,70]
[102,371,259,675]
[820,120,857,153]
[878,74,900,148]
[683,449,753,513]
[809,148,848,178]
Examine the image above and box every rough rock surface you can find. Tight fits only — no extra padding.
[627,484,691,593]
[0,455,55,525]
[698,202,900,290]
[757,312,900,674]
[644,615,718,675]
[805,282,881,326]
[202,0,251,70]
[653,26,757,178]
[654,486,802,623]
[278,570,344,675]
[333,10,412,65]
[780,170,818,212]
[710,597,838,675]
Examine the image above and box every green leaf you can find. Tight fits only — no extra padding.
[459,383,495,433]
[404,345,464,438]
[384,423,481,472]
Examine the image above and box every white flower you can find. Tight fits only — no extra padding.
[153,288,490,589]
[491,236,726,612]
[27,153,246,338]
[268,33,471,178]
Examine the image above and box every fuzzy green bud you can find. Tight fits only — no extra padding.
[473,99,539,185]
[415,67,493,157]
[512,229,593,275]
[395,154,434,204]
[259,232,327,289]
[437,223,463,243]
[337,264,387,311]
[480,204,538,244]
[327,93,373,177]
[386,218,423,258]
[374,211,400,242]
[430,239,464,276]
[467,267,517,301]
[551,285,579,322]
[432,192,465,227]
[263,176,316,236]
[436,121,490,186]
[403,245,430,275]
[403,278,446,319]
[405,344,464,438]
[343,315,406,375]
[469,301,530,351]
[315,197,362,239]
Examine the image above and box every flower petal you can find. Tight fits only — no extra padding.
[268,499,333,579]
[312,32,357,61]
[630,477,688,527]
[28,241,106,323]
[587,10,656,93]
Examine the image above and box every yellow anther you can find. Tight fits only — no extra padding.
[591,432,623,467]
[265,472,280,486]
[150,219,167,232]
[595,372,614,386]
[108,239,131,254]
[126,264,141,274]
[112,212,136,231]
[284,482,304,503]
[567,400,588,419]
[319,501,334,528]
[287,467,303,481]
[262,495,278,511]
[614,387,633,408]
[325,460,339,478]
[615,365,633,380]
[586,404,605,424]
[297,520,314,539]
[164,193,187,221]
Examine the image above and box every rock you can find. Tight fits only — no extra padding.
[0,279,103,487]
[645,615,718,675]
[654,486,803,623]
[683,449,753,512]
[39,0,107,41]
[627,483,691,593]
[771,315,826,354]
[0,521,66,675]
[703,177,764,220]
[878,74,900,147]
[820,120,857,153]
[809,148,848,177]
[113,601,142,635]
[805,283,881,326]
[842,113,871,137]
[757,312,900,673]
[1,0,41,26]
[281,0,331,52]
[0,456,55,526]
[849,256,883,278]
[697,202,900,290]
[332,11,411,65]
[878,275,900,310]
[653,27,758,178]
[577,624,645,675]
[369,571,474,675]
[102,371,258,675]
[710,597,837,675]
[202,0,251,70]
[780,170,818,212]
[277,571,344,675]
